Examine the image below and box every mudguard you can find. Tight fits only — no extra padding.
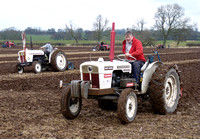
[141,61,163,94]
[48,48,58,63]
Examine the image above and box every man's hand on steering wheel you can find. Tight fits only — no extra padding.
[117,54,136,62]
[125,53,131,57]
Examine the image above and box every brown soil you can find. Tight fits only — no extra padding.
[0,46,200,138]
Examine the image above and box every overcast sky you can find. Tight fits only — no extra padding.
[0,0,199,31]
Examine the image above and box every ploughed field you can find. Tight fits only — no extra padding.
[0,45,200,138]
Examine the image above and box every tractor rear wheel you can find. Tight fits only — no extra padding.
[149,65,181,114]
[118,88,137,124]
[60,86,82,119]
[17,65,24,74]
[51,50,68,71]
[32,61,42,73]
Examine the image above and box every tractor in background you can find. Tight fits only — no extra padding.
[17,32,74,73]
[60,23,182,124]
[2,41,16,48]
[92,42,110,51]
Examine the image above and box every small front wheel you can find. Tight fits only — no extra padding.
[17,65,24,74]
[118,88,137,124]
[32,61,42,73]
[60,86,82,119]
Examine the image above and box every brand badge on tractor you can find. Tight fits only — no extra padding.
[126,83,134,87]
[104,74,112,78]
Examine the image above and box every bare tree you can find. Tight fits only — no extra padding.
[93,15,109,41]
[133,18,146,32]
[66,22,81,43]
[172,18,192,46]
[154,3,190,46]
[132,19,154,46]
[132,18,146,41]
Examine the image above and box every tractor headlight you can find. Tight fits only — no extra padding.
[88,66,93,72]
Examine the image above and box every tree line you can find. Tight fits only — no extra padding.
[0,3,199,46]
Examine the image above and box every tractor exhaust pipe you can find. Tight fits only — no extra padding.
[110,22,115,62]
[30,36,33,50]
[22,32,26,61]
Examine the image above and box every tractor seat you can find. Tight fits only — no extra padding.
[141,55,153,72]
[141,59,149,72]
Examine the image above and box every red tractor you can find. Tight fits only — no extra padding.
[2,41,16,48]
[93,42,110,51]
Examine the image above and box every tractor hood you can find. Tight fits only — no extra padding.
[80,57,131,74]
[18,49,44,63]
[26,49,44,55]
[80,58,132,89]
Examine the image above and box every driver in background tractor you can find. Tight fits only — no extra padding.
[41,43,53,59]
[122,30,146,84]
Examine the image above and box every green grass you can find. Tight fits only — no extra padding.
[25,34,52,41]
[1,33,200,47]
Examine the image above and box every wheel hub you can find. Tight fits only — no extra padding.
[126,96,136,118]
[165,75,178,108]
[69,98,79,113]
[35,63,41,71]
[56,54,66,69]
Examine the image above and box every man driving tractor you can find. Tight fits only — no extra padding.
[122,30,146,84]
[40,43,53,59]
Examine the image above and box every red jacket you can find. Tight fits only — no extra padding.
[122,37,146,62]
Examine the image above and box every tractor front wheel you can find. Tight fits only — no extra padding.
[149,65,181,114]
[32,61,42,73]
[17,65,24,74]
[60,86,82,119]
[118,88,137,124]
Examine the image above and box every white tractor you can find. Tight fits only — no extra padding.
[60,23,182,124]
[17,33,69,73]
[17,48,68,73]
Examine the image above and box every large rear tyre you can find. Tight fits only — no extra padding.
[60,86,82,119]
[149,65,181,114]
[118,88,137,124]
[51,50,68,72]
[32,61,42,73]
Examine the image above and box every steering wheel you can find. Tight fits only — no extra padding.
[117,54,136,62]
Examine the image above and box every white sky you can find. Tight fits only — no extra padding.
[0,0,199,31]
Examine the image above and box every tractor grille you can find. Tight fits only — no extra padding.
[83,73,90,81]
[19,52,25,63]
[83,73,99,88]
[91,74,99,88]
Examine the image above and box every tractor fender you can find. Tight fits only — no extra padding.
[141,61,163,94]
[48,48,58,63]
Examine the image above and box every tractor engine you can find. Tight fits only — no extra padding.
[80,57,133,90]
[111,71,122,87]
